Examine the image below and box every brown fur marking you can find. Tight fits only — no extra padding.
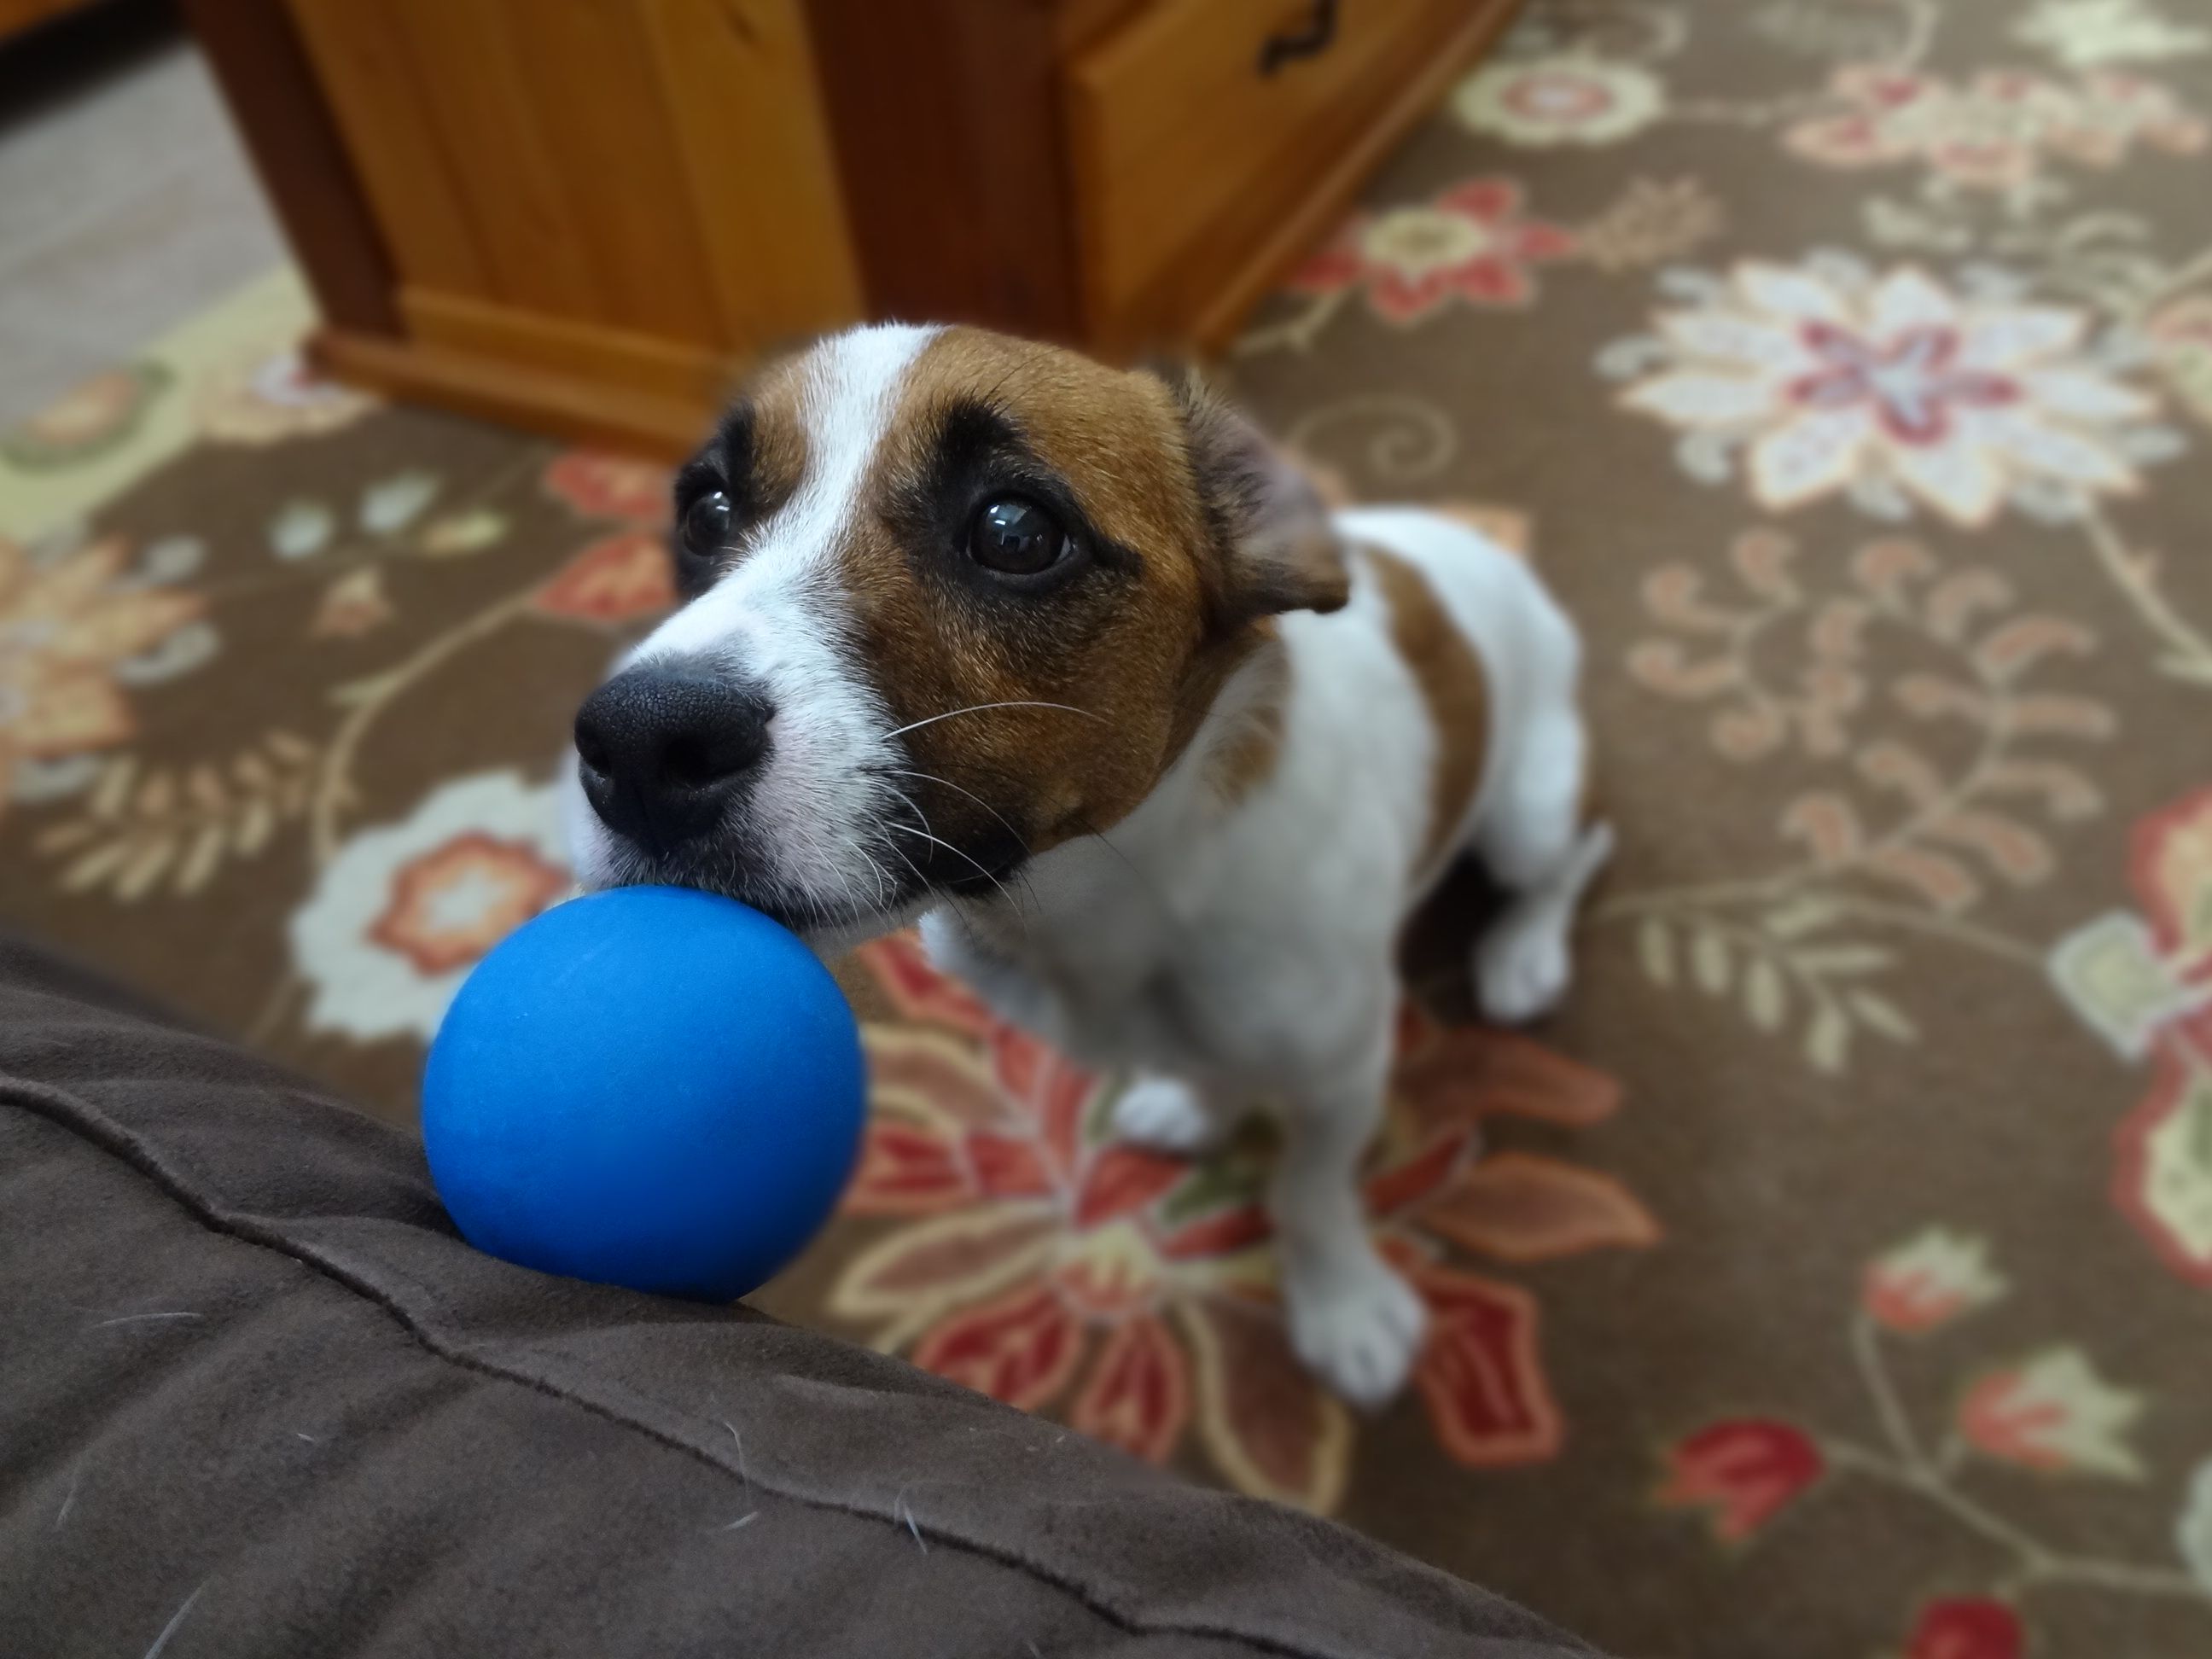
[747,361,811,512]
[1202,636,1291,807]
[702,351,814,539]
[836,328,1276,858]
[1368,545,1490,871]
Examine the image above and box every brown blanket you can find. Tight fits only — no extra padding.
[0,938,1596,1658]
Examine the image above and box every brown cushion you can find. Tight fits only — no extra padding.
[0,936,1598,1657]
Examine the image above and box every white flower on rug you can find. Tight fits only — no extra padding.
[1607,258,2174,527]
[1861,1228,2007,1335]
[1958,1346,2145,1479]
[1452,55,1666,147]
[197,348,377,447]
[1784,65,2207,195]
[2014,0,2209,68]
[290,770,571,1042]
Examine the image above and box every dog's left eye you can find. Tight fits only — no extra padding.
[681,489,733,560]
[968,496,1071,578]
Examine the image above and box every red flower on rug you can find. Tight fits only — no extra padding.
[831,932,1651,1511]
[1290,178,1575,323]
[534,530,676,623]
[1903,1598,2025,1659]
[2049,785,2212,1284]
[540,451,672,524]
[367,830,569,975]
[1656,1419,1827,1543]
[1644,1230,2176,1644]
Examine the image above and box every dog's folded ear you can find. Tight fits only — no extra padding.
[1157,368,1351,626]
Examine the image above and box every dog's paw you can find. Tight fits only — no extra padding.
[1111,1076,1225,1155]
[1476,918,1572,1025]
[1284,1254,1428,1410]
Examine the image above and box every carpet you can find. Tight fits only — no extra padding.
[5,3,2212,1655]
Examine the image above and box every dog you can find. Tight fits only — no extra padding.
[564,323,1610,1406]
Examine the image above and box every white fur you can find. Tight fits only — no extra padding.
[928,509,1606,1406]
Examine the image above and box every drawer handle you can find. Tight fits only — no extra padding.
[1258,0,1338,74]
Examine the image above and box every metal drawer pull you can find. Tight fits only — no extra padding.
[1258,0,1339,74]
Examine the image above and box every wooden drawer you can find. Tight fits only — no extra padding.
[1068,0,1436,329]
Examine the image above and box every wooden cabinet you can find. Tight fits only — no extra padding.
[190,0,1519,457]
[191,0,859,453]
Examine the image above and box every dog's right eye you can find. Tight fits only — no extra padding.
[968,496,1071,579]
[681,490,733,560]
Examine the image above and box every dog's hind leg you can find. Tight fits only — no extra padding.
[1470,703,1612,1024]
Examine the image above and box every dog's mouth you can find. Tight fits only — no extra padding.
[579,789,1028,941]
[586,834,892,938]
[562,655,1039,940]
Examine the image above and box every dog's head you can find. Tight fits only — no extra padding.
[564,323,1347,940]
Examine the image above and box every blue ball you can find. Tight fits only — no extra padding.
[422,885,865,1301]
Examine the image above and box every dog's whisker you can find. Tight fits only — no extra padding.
[888,768,1045,915]
[880,832,936,911]
[888,768,1033,859]
[887,818,1017,906]
[881,785,1008,920]
[887,821,1024,921]
[879,779,1040,916]
[841,832,896,911]
[882,784,938,843]
[882,701,1103,742]
[858,849,893,911]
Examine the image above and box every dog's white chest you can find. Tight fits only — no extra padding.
[920,885,1208,1074]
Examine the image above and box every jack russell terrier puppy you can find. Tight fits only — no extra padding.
[565,323,1611,1406]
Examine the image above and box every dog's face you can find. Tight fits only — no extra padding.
[564,323,1345,938]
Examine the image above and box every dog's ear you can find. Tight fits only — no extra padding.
[1156,367,1350,626]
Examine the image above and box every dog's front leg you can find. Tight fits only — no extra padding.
[1272,1033,1427,1409]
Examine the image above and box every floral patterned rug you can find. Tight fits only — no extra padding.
[6,3,2212,1655]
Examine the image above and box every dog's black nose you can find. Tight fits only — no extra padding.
[573,663,772,854]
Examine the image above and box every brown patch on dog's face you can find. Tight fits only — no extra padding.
[669,357,812,601]
[1368,546,1490,873]
[829,329,1328,882]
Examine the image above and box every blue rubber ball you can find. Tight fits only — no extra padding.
[422,885,865,1301]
